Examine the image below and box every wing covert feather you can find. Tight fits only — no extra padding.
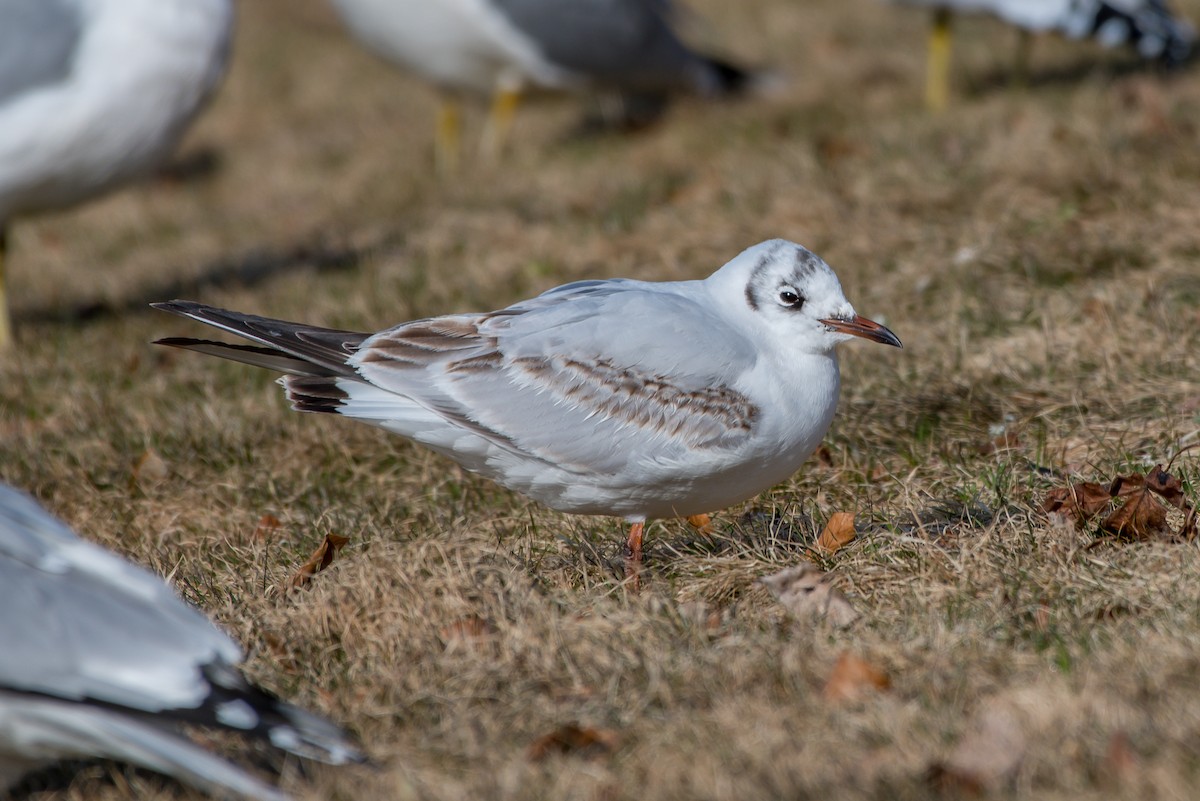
[354,283,760,474]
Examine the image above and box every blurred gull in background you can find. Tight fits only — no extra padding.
[0,0,235,350]
[0,483,364,800]
[893,0,1195,109]
[328,0,770,171]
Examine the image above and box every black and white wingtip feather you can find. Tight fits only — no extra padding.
[0,483,367,801]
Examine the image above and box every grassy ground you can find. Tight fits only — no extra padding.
[3,0,1200,798]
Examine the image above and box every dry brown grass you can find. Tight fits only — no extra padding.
[3,0,1200,798]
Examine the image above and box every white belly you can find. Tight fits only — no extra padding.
[329,0,578,94]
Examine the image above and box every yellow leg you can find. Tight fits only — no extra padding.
[480,87,521,163]
[435,98,462,175]
[0,230,11,351]
[925,9,953,112]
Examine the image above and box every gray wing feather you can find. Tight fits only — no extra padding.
[0,485,241,711]
[0,0,83,104]
[153,286,760,477]
[356,282,760,474]
[489,0,714,91]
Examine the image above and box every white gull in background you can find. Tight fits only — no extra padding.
[0,0,234,349]
[0,483,364,800]
[893,0,1195,109]
[327,0,766,170]
[153,239,902,579]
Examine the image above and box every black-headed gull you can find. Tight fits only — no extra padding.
[328,0,763,169]
[154,239,901,578]
[0,484,363,800]
[0,0,234,349]
[894,0,1194,109]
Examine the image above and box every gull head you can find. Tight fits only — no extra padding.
[709,239,902,354]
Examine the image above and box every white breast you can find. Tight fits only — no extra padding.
[329,0,579,95]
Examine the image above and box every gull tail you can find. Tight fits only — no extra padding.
[152,300,378,420]
[152,300,368,378]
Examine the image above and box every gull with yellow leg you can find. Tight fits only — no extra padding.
[328,0,768,169]
[0,0,233,349]
[893,0,1195,110]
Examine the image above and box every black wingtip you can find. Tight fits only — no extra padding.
[153,336,196,348]
[698,56,782,99]
[706,57,753,96]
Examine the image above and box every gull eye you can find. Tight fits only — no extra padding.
[777,288,804,309]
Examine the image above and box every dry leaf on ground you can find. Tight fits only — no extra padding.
[816,512,856,553]
[823,652,890,704]
[526,723,619,761]
[1042,481,1117,522]
[289,533,349,590]
[1102,731,1139,785]
[252,514,282,542]
[1101,492,1170,540]
[758,562,859,627]
[130,449,169,491]
[1144,465,1188,510]
[1042,463,1196,541]
[931,702,1026,794]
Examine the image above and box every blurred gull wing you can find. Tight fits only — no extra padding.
[0,485,364,799]
[0,0,82,105]
[0,484,241,710]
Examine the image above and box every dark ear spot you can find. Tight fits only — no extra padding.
[792,247,820,280]
[745,284,759,311]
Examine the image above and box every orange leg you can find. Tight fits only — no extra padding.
[686,514,713,534]
[624,521,645,586]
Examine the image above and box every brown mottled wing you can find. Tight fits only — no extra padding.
[351,285,760,475]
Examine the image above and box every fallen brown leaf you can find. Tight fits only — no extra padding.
[758,562,859,628]
[816,512,856,554]
[252,514,283,542]
[289,533,350,590]
[823,652,889,704]
[526,723,619,761]
[1144,464,1188,511]
[1043,463,1197,540]
[130,449,169,491]
[1103,731,1139,785]
[1101,492,1169,540]
[979,429,1020,455]
[1042,481,1114,522]
[931,702,1026,794]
